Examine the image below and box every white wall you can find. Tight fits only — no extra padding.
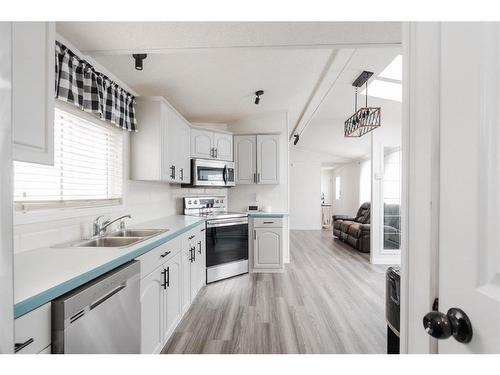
[289,148,322,230]
[332,160,363,217]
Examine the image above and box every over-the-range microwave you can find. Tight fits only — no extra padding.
[190,158,235,187]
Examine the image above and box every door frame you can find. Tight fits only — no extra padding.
[399,22,441,354]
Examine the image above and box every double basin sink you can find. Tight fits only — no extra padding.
[60,229,169,249]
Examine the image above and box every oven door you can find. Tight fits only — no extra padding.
[206,218,248,268]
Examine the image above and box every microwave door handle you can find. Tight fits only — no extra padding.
[223,165,227,185]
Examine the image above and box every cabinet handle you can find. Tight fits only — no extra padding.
[161,269,167,289]
[257,173,260,183]
[160,250,171,258]
[198,240,202,254]
[188,235,195,240]
[215,148,218,158]
[200,228,205,232]
[180,168,184,181]
[263,221,274,224]
[253,173,256,183]
[170,165,176,179]
[254,230,256,240]
[192,246,196,262]
[166,266,170,287]
[210,148,214,158]
[15,338,34,353]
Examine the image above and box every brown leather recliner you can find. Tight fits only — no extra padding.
[333,202,371,253]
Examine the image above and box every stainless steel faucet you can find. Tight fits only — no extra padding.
[93,214,131,237]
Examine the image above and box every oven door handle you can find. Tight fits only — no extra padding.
[206,219,248,228]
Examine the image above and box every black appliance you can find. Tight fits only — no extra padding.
[386,266,400,354]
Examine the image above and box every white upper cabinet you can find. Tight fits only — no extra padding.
[12,22,55,165]
[191,128,233,161]
[234,134,280,185]
[191,128,213,159]
[214,132,233,161]
[131,97,191,184]
[234,135,257,184]
[256,135,280,184]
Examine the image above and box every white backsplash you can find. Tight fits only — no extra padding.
[13,181,227,253]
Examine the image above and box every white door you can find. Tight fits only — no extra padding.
[234,135,257,184]
[12,22,55,165]
[191,128,214,159]
[254,228,282,269]
[213,133,233,161]
[256,134,280,184]
[179,120,191,184]
[163,253,182,340]
[140,266,164,354]
[181,247,192,312]
[423,23,500,353]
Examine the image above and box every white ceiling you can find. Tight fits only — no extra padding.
[56,22,401,164]
[56,22,401,52]
[86,48,334,124]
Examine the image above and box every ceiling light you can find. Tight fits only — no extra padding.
[132,54,147,71]
[254,90,264,105]
[360,80,402,102]
[379,54,402,81]
[344,70,381,138]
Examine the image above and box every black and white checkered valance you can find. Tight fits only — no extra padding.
[55,41,137,132]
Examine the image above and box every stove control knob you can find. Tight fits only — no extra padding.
[188,200,192,204]
[216,200,219,203]
[194,200,198,204]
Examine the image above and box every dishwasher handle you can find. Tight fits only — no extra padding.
[90,284,126,311]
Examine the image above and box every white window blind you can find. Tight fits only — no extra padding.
[14,108,123,211]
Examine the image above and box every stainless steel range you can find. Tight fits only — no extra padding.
[184,196,248,283]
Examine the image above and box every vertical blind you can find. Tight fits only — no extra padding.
[14,108,123,210]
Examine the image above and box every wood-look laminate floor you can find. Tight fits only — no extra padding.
[162,229,388,354]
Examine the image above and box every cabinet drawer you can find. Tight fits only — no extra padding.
[137,237,181,278]
[15,303,51,354]
[181,224,204,249]
[253,218,283,228]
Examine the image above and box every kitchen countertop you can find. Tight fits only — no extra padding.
[14,215,205,319]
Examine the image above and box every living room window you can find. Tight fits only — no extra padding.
[14,108,124,212]
[359,159,371,205]
[335,176,341,200]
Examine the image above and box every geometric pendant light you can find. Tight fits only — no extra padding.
[344,70,381,137]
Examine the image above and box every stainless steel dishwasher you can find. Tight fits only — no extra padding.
[52,261,141,353]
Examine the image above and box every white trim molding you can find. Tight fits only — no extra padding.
[400,22,441,354]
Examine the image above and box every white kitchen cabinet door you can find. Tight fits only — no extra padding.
[256,134,280,184]
[234,135,257,184]
[189,240,200,300]
[191,128,214,159]
[181,247,192,313]
[12,22,55,165]
[177,118,192,184]
[163,252,182,340]
[194,229,206,293]
[254,227,282,269]
[140,265,164,354]
[214,132,233,161]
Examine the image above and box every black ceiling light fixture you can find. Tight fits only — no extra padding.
[132,54,148,71]
[344,70,381,137]
[254,90,264,105]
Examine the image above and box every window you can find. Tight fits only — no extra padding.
[360,54,402,102]
[14,108,123,211]
[359,159,371,205]
[335,176,341,200]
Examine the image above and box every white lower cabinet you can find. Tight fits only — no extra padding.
[139,223,206,353]
[163,253,182,339]
[14,302,51,354]
[140,265,164,354]
[251,218,284,272]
